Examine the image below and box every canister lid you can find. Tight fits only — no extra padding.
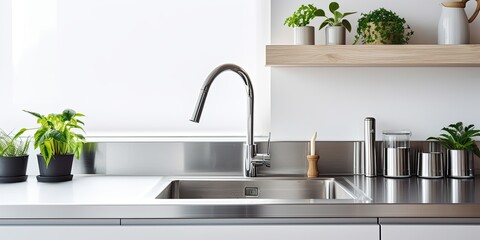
[382,130,411,136]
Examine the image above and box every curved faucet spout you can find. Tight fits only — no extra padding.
[190,64,270,177]
[190,63,254,147]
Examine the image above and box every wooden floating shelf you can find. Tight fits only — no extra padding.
[266,44,480,67]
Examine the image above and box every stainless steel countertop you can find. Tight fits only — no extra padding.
[349,175,479,204]
[136,175,480,219]
[0,175,480,219]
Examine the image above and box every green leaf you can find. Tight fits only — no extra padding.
[67,123,85,133]
[329,2,339,14]
[12,128,28,142]
[315,9,326,17]
[74,143,83,160]
[342,19,352,32]
[75,133,86,141]
[334,11,343,23]
[342,12,357,18]
[442,127,460,142]
[319,20,330,30]
[62,109,76,121]
[23,110,44,119]
[34,128,48,149]
[49,130,67,143]
[41,140,54,167]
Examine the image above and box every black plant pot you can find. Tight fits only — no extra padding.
[37,154,74,182]
[0,156,29,183]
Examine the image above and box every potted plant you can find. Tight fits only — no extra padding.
[24,109,86,182]
[0,129,30,183]
[315,2,356,45]
[427,122,480,178]
[353,8,414,45]
[284,4,318,45]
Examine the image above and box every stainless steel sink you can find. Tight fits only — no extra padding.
[156,178,356,199]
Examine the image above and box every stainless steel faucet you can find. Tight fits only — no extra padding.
[190,63,270,177]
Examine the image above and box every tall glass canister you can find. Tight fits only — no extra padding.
[383,130,412,178]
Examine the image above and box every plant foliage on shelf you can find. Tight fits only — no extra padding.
[284,4,319,27]
[353,8,414,44]
[427,122,480,158]
[0,129,30,157]
[315,2,356,32]
[24,109,86,167]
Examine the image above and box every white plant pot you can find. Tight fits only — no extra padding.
[325,26,346,45]
[294,26,314,45]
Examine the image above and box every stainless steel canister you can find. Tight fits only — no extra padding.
[417,152,444,178]
[383,130,411,178]
[447,150,474,178]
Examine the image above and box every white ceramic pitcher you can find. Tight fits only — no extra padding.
[438,0,480,44]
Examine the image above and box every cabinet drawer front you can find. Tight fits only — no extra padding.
[382,225,480,240]
[0,224,379,240]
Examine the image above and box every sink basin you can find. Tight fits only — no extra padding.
[156,178,356,200]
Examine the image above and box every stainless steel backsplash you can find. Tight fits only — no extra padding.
[63,141,480,176]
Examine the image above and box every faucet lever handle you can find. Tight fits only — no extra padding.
[266,132,271,155]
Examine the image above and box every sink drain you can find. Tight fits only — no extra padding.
[244,187,259,197]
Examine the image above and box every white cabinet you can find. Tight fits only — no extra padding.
[381,218,480,240]
[0,224,379,240]
[382,225,480,240]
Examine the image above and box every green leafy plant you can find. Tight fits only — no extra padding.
[315,2,356,32]
[0,129,30,157]
[427,122,480,158]
[284,4,319,27]
[24,109,86,167]
[353,8,414,44]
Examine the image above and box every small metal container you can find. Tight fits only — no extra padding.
[382,130,411,178]
[447,150,474,178]
[417,152,444,178]
[384,147,411,178]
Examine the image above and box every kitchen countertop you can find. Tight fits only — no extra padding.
[0,175,480,219]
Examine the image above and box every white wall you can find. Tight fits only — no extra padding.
[0,0,13,120]
[271,0,480,141]
[0,0,271,138]
[4,0,480,142]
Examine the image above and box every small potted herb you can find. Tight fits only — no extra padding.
[353,8,414,44]
[24,109,86,182]
[0,129,30,183]
[315,2,356,45]
[284,4,318,45]
[427,122,480,178]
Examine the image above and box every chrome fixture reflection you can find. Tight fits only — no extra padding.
[384,178,411,203]
[190,64,270,177]
[417,178,446,203]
